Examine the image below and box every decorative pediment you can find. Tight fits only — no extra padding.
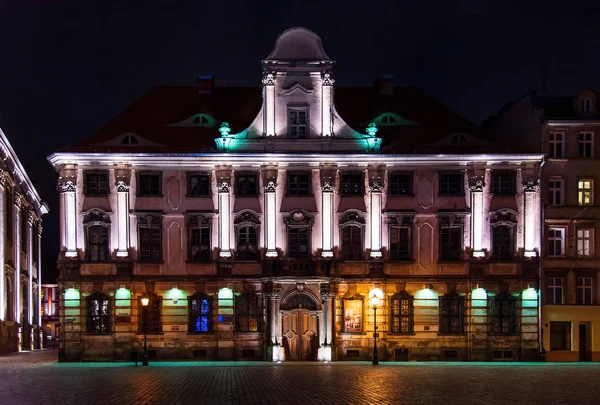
[283,82,314,94]
[187,213,213,227]
[437,211,468,226]
[386,212,414,227]
[283,209,316,225]
[171,113,216,127]
[83,209,111,226]
[490,208,518,226]
[234,210,261,225]
[136,212,162,227]
[339,209,366,225]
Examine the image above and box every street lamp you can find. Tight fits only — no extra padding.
[369,288,384,365]
[141,296,150,366]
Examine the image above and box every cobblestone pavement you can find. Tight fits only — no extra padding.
[1,351,600,405]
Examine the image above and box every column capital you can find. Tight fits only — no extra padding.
[264,292,280,299]
[262,70,276,86]
[264,181,276,193]
[217,181,231,193]
[115,179,130,192]
[369,181,384,193]
[0,170,10,188]
[522,179,540,192]
[26,210,36,225]
[14,192,27,209]
[469,176,486,192]
[322,72,335,86]
[36,223,43,236]
[56,180,76,193]
[320,182,335,192]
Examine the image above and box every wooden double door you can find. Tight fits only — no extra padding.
[282,309,318,360]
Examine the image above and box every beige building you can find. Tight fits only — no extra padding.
[49,28,544,362]
[0,127,49,354]
[490,88,600,361]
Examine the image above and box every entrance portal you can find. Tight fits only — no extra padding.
[280,292,319,361]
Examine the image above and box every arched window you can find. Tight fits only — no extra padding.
[189,293,212,333]
[339,210,365,260]
[283,210,316,258]
[234,211,260,261]
[138,293,162,334]
[439,293,465,334]
[87,292,110,333]
[83,209,111,262]
[490,209,517,261]
[390,292,413,333]
[235,293,260,332]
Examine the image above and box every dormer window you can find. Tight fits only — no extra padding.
[381,114,397,124]
[288,107,308,138]
[582,98,593,113]
[121,135,138,145]
[450,134,468,144]
[193,115,209,125]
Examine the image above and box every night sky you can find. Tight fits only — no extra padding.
[1,0,599,260]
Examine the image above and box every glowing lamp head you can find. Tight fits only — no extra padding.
[219,122,231,137]
[366,122,378,136]
[369,288,384,307]
[141,297,150,307]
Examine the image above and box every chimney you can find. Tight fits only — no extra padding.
[197,75,214,95]
[375,75,394,95]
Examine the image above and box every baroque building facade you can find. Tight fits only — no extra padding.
[490,89,600,361]
[0,127,48,354]
[49,28,544,362]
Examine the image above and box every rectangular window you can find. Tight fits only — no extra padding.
[235,294,260,332]
[439,295,465,334]
[236,226,258,260]
[189,294,212,333]
[579,132,594,158]
[287,172,311,196]
[389,173,412,196]
[491,172,515,196]
[341,226,363,260]
[235,173,258,196]
[85,172,109,196]
[342,298,363,333]
[189,227,210,262]
[549,132,564,158]
[288,108,308,138]
[440,226,462,261]
[139,227,162,262]
[547,228,565,257]
[577,229,594,257]
[547,277,564,305]
[492,225,513,260]
[439,172,463,195]
[390,293,413,333]
[550,322,571,351]
[576,277,593,304]
[87,294,110,333]
[578,179,593,206]
[340,173,364,196]
[548,179,564,206]
[491,296,516,334]
[288,228,310,257]
[138,295,162,334]
[187,173,210,196]
[389,227,411,261]
[137,172,162,196]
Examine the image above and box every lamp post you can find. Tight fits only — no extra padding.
[141,296,149,366]
[369,288,384,365]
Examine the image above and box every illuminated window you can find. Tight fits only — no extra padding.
[288,107,308,138]
[187,215,211,262]
[137,172,162,196]
[235,173,258,196]
[491,294,516,334]
[549,132,564,158]
[578,179,593,206]
[547,277,563,304]
[491,172,515,195]
[340,210,365,261]
[547,228,565,257]
[439,293,465,334]
[340,173,364,196]
[287,172,311,196]
[189,293,212,333]
[235,294,260,332]
[548,179,564,206]
[83,209,111,262]
[138,294,162,334]
[577,228,594,257]
[550,322,571,350]
[390,292,413,333]
[187,173,210,196]
[137,214,162,262]
[576,277,593,305]
[86,293,109,333]
[342,296,363,333]
[389,172,412,195]
[579,132,594,158]
[439,172,463,195]
[84,171,109,196]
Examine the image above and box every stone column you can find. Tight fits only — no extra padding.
[14,193,23,350]
[369,181,383,259]
[523,179,540,257]
[217,180,232,258]
[320,166,336,258]
[318,289,335,362]
[262,70,276,136]
[469,175,486,257]
[263,166,278,258]
[27,210,35,350]
[115,178,131,257]
[265,291,283,361]
[321,72,334,136]
[57,180,78,257]
[37,223,43,349]
[0,171,7,320]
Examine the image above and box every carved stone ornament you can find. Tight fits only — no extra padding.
[369,181,384,193]
[56,180,76,193]
[187,214,212,227]
[14,193,27,209]
[284,210,316,225]
[26,210,36,225]
[280,293,318,311]
[0,170,10,188]
[264,181,276,193]
[115,179,130,192]
[322,72,335,86]
[136,213,161,227]
[469,177,486,192]
[83,209,111,225]
[522,179,540,192]
[320,181,335,192]
[234,210,260,225]
[388,214,414,227]
[217,182,231,193]
[438,213,466,226]
[340,210,366,225]
[263,291,281,300]
[262,71,276,86]
[490,209,518,226]
[37,223,43,236]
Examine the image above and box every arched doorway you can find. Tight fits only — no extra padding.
[280,293,318,360]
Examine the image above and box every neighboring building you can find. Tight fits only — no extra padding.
[48,28,544,362]
[490,89,600,361]
[41,260,60,346]
[0,127,49,354]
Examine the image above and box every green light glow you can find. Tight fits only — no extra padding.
[372,112,420,126]
[218,288,233,300]
[522,288,538,308]
[414,288,438,307]
[115,288,131,315]
[471,288,488,308]
[64,288,80,307]
[366,122,378,136]
[165,288,187,306]
[219,122,231,136]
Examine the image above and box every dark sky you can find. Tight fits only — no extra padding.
[1,0,599,259]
